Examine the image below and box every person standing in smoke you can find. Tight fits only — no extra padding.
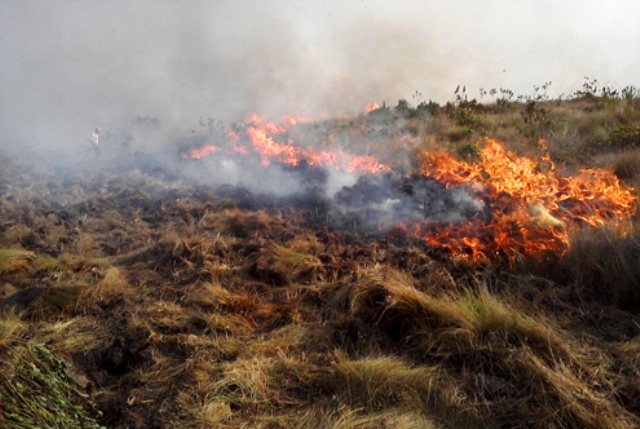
[89,127,101,156]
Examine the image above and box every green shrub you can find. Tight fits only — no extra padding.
[519,101,553,137]
[0,345,103,428]
[453,107,480,126]
[457,142,480,160]
[445,126,474,142]
[609,123,640,149]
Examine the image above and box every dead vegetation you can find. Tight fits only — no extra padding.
[2,90,640,428]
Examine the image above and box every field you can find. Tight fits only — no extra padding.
[2,82,640,428]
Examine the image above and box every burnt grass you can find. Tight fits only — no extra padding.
[3,94,640,427]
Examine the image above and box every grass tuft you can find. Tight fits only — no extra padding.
[0,248,35,277]
[554,227,640,310]
[272,244,323,283]
[333,354,442,411]
[0,308,28,349]
[90,267,130,303]
[30,317,110,355]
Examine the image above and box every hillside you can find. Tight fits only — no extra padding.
[2,82,640,428]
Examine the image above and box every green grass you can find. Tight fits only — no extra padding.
[0,345,104,429]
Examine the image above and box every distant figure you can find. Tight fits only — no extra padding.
[90,127,100,146]
[89,127,101,156]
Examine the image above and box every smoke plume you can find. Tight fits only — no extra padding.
[2,1,639,168]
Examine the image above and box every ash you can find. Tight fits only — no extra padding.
[329,172,490,236]
[230,161,491,237]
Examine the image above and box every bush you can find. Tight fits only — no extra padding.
[519,101,553,137]
[453,107,480,126]
[457,143,480,160]
[609,123,640,149]
[0,345,103,428]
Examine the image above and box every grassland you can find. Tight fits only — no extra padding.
[2,82,640,428]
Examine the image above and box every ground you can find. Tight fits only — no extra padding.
[2,86,640,428]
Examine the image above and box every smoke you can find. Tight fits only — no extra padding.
[2,1,639,168]
[185,156,307,197]
[330,173,489,235]
[174,152,491,237]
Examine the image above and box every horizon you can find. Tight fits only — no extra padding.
[2,1,639,161]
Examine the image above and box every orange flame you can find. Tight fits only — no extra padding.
[282,115,315,126]
[365,103,380,113]
[401,138,637,261]
[181,145,219,159]
[182,113,390,174]
[346,156,392,174]
[182,115,636,262]
[242,114,390,173]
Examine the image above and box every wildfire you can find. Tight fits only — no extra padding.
[282,115,315,126]
[183,112,390,174]
[365,103,381,113]
[181,111,637,262]
[404,138,637,261]
[180,145,218,159]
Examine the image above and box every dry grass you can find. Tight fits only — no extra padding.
[31,255,66,275]
[27,286,87,319]
[30,317,110,355]
[175,391,234,428]
[343,266,636,428]
[0,308,28,349]
[333,354,441,410]
[88,266,132,303]
[538,227,640,310]
[0,248,35,277]
[2,92,640,427]
[59,253,112,273]
[272,244,323,283]
[593,148,640,189]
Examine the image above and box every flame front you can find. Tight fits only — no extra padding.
[404,138,637,261]
[180,145,219,159]
[365,103,380,113]
[245,114,390,173]
[182,113,637,262]
[183,113,390,174]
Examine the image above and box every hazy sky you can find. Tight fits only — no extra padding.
[1,0,639,158]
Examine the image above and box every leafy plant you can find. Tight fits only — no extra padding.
[453,107,480,126]
[0,345,103,429]
[609,123,640,149]
[457,142,480,160]
[519,100,553,137]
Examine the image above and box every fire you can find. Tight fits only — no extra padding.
[365,103,380,113]
[246,125,300,166]
[244,116,391,173]
[403,138,637,261]
[180,145,218,159]
[183,112,390,174]
[346,156,392,174]
[282,115,315,126]
[182,111,637,262]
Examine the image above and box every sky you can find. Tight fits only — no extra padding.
[1,0,639,160]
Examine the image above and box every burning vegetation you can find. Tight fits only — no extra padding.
[2,85,640,428]
[180,110,636,262]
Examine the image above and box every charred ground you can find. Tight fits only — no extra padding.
[2,86,640,428]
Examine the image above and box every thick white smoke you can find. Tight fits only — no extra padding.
[1,1,639,168]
